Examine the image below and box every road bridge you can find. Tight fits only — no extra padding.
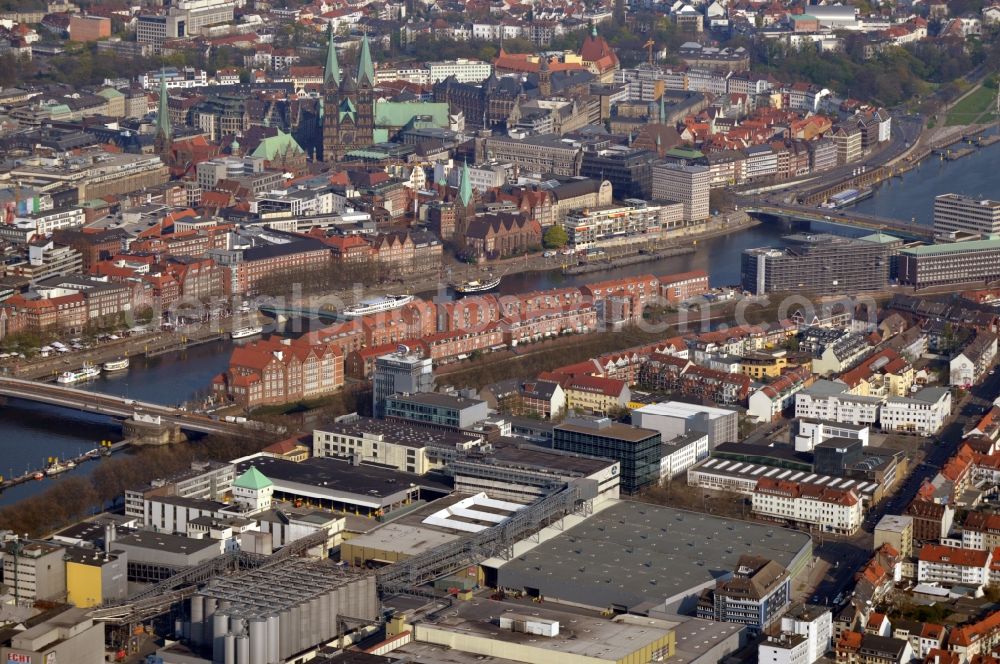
[745,203,934,242]
[0,376,254,437]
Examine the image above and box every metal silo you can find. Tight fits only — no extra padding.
[266,614,279,664]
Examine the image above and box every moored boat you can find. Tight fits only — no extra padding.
[341,294,414,318]
[57,363,101,384]
[231,325,264,339]
[451,275,502,294]
[103,357,130,372]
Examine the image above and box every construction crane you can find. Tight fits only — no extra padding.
[644,39,655,65]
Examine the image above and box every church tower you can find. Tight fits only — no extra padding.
[154,71,172,162]
[538,55,552,97]
[454,160,475,243]
[322,28,376,162]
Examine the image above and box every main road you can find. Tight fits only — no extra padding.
[0,376,254,437]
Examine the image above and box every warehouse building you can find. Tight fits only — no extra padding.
[632,401,739,448]
[234,456,452,517]
[489,500,812,615]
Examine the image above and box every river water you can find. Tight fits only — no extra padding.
[2,137,998,507]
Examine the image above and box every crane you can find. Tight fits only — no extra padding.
[644,39,655,65]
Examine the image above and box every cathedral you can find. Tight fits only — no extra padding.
[322,26,376,162]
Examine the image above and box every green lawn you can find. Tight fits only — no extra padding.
[945,86,997,126]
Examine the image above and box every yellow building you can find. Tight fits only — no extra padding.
[565,376,630,416]
[65,548,127,608]
[740,352,789,380]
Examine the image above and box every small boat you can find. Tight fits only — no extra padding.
[821,188,874,209]
[57,363,101,384]
[45,459,72,476]
[341,294,415,318]
[452,276,502,294]
[32,471,44,481]
[231,325,264,339]
[103,358,130,373]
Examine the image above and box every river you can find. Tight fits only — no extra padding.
[2,137,998,507]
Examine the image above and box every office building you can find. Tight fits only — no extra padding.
[697,555,791,633]
[553,417,662,493]
[631,401,739,448]
[897,237,1000,288]
[372,346,434,418]
[741,234,890,295]
[384,392,488,429]
[652,161,710,224]
[933,194,1000,236]
[580,145,656,199]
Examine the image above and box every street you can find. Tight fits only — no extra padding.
[802,367,1000,607]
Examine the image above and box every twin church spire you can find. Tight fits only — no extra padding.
[324,24,375,90]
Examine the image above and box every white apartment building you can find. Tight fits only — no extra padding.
[427,58,493,84]
[651,161,710,224]
[562,201,683,250]
[375,66,431,86]
[752,478,863,535]
[879,387,952,435]
[780,604,832,664]
[794,381,882,426]
[140,67,209,90]
[758,633,810,664]
[917,544,991,588]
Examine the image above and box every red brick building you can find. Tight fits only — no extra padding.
[658,269,709,303]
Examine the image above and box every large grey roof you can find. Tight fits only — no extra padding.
[493,500,811,612]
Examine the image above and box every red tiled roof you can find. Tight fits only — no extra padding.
[919,544,989,567]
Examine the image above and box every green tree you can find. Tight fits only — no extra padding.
[543,225,568,249]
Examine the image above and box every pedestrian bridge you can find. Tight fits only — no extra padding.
[0,376,252,437]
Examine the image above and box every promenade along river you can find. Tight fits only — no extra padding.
[2,136,998,506]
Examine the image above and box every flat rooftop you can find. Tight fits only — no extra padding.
[235,456,452,501]
[316,416,479,449]
[490,441,616,476]
[494,501,811,613]
[115,531,220,556]
[342,522,461,557]
[691,458,880,498]
[414,598,675,661]
[634,401,737,420]
[555,421,659,443]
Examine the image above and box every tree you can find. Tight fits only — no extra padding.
[543,225,568,249]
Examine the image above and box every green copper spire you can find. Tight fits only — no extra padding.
[591,22,597,38]
[658,93,666,123]
[156,70,171,142]
[324,24,341,87]
[458,160,472,207]
[357,32,375,87]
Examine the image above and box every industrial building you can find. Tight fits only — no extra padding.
[631,401,739,448]
[340,492,524,567]
[234,456,452,518]
[0,607,104,664]
[451,442,621,504]
[185,559,378,664]
[741,234,890,295]
[489,500,812,615]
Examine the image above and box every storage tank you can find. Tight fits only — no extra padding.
[223,633,235,664]
[190,596,204,646]
[236,635,250,664]
[266,615,279,664]
[278,609,292,661]
[213,612,229,664]
[249,618,267,664]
